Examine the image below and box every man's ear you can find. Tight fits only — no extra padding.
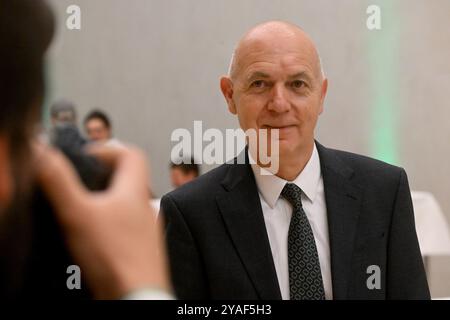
[220,77,237,114]
[318,78,328,115]
[0,135,13,211]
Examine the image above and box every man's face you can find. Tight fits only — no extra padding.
[170,168,196,188]
[85,118,111,142]
[221,32,327,158]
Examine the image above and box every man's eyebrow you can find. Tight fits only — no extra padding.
[288,71,313,82]
[246,71,271,82]
[245,71,314,83]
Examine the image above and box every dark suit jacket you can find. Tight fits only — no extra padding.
[161,142,430,300]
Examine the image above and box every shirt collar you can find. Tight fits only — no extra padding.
[249,143,322,209]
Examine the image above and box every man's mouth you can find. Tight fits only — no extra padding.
[262,125,296,130]
[260,125,297,141]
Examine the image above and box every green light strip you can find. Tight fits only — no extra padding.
[367,1,400,165]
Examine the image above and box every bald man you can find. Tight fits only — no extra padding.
[161,21,430,300]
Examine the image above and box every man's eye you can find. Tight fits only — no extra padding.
[291,80,305,89]
[251,80,265,88]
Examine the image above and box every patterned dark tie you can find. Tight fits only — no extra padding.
[281,183,325,300]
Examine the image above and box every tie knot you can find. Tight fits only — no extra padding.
[281,183,303,208]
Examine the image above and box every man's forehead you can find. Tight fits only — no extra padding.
[239,33,315,56]
[231,27,320,80]
[238,49,317,79]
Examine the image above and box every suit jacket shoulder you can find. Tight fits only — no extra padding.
[316,143,407,209]
[319,144,404,179]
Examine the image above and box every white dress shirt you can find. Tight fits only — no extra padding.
[121,288,174,300]
[249,143,333,300]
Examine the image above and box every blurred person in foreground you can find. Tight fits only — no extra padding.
[0,0,171,299]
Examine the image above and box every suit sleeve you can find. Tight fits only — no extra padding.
[160,194,209,299]
[386,169,431,299]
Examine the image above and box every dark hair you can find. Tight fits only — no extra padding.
[0,0,55,295]
[0,0,55,135]
[84,110,111,129]
[170,157,200,177]
[84,110,112,129]
[0,0,55,192]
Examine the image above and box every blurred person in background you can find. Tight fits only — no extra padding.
[170,157,200,188]
[47,99,87,148]
[50,99,77,127]
[84,109,123,148]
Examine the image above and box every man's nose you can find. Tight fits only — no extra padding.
[267,83,290,113]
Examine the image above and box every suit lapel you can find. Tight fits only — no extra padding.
[316,142,363,299]
[216,156,282,300]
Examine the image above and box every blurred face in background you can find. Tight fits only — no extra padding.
[170,167,197,188]
[85,118,111,142]
[51,111,76,127]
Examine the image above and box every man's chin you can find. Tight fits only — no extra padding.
[277,139,296,151]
